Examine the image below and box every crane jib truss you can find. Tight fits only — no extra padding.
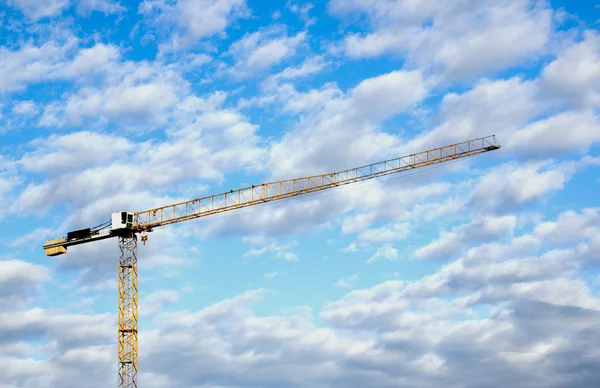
[134,135,500,231]
[42,134,500,388]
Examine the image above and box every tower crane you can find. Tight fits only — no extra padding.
[43,135,500,388]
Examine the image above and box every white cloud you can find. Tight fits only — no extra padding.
[19,131,134,174]
[335,273,359,288]
[261,55,329,89]
[0,307,114,386]
[16,92,266,224]
[534,208,600,244]
[279,82,343,114]
[472,278,600,311]
[415,216,517,260]
[0,37,78,93]
[349,70,428,121]
[140,0,249,47]
[1,2,599,387]
[2,229,600,387]
[471,160,577,213]
[507,110,600,158]
[7,0,69,20]
[407,246,585,299]
[539,30,600,109]
[402,76,539,153]
[400,72,600,160]
[367,243,399,264]
[264,271,284,280]
[62,43,121,79]
[243,236,298,261]
[0,260,50,309]
[403,208,598,301]
[12,101,38,116]
[61,61,186,127]
[141,289,179,318]
[288,0,316,26]
[75,0,125,15]
[225,26,307,80]
[356,222,410,243]
[330,0,553,82]
[9,227,56,248]
[267,69,427,179]
[342,243,357,254]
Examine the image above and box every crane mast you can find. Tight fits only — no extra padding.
[42,135,500,388]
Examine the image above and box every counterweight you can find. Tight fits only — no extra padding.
[42,135,500,388]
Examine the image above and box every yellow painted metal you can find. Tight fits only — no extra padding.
[43,238,68,256]
[134,135,500,231]
[41,134,501,388]
[118,234,138,388]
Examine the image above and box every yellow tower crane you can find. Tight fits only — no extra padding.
[43,135,500,388]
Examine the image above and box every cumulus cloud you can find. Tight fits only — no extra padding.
[0,37,78,93]
[415,215,517,260]
[2,208,600,388]
[366,243,399,264]
[329,0,553,82]
[19,131,134,175]
[539,30,600,109]
[140,289,180,318]
[400,76,539,154]
[0,260,50,310]
[0,306,114,387]
[61,43,121,79]
[1,2,599,387]
[267,69,427,179]
[2,41,180,128]
[7,0,125,19]
[534,207,600,244]
[404,208,599,301]
[264,271,284,280]
[334,274,359,288]
[139,0,250,47]
[398,42,600,160]
[507,110,600,158]
[6,0,70,20]
[75,0,125,16]
[470,160,577,213]
[243,236,299,261]
[224,26,307,80]
[12,101,38,116]
[261,55,329,89]
[15,93,265,221]
[60,61,187,127]
[356,222,410,244]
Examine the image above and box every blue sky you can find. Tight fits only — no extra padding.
[1,0,600,387]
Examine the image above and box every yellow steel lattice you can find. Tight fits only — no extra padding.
[134,136,500,231]
[41,134,501,388]
[118,234,138,388]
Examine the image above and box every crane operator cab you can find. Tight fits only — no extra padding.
[112,211,135,231]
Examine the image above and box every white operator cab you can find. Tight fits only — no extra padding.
[111,211,135,231]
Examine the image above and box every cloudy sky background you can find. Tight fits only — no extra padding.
[0,0,599,387]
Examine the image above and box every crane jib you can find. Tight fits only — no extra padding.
[134,136,500,231]
[44,135,500,255]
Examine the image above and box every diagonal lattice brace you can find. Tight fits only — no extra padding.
[118,233,138,388]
